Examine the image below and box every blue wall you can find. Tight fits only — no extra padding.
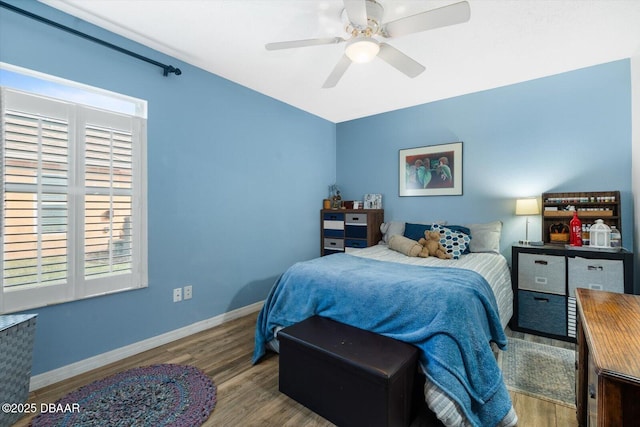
[1,1,335,375]
[336,60,633,257]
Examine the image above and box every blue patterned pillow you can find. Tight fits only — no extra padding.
[440,224,472,254]
[431,223,471,259]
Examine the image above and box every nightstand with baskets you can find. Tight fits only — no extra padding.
[511,245,634,342]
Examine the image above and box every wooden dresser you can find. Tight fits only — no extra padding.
[320,209,383,256]
[576,288,640,426]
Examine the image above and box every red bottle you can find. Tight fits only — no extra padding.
[570,211,582,246]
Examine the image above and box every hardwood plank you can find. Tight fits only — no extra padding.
[556,403,579,427]
[511,392,557,427]
[14,311,578,427]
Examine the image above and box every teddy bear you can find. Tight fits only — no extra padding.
[418,230,452,260]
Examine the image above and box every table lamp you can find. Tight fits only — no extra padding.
[516,198,540,244]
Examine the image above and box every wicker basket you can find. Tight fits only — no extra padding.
[549,223,570,243]
[0,314,37,427]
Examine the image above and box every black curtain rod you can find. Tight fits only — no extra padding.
[0,0,182,77]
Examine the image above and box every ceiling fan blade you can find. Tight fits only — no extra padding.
[377,43,425,78]
[322,55,352,88]
[382,1,470,38]
[343,0,368,28]
[265,37,345,50]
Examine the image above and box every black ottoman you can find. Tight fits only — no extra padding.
[278,316,420,427]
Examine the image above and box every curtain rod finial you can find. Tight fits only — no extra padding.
[163,66,182,77]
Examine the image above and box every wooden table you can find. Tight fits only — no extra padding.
[575,289,640,426]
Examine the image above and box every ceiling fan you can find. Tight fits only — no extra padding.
[265,0,471,88]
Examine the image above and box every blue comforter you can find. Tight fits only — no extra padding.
[253,253,513,427]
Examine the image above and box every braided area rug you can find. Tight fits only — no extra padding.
[30,364,216,427]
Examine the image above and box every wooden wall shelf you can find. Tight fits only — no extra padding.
[542,191,621,246]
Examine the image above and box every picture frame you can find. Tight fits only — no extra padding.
[363,194,382,209]
[399,142,462,197]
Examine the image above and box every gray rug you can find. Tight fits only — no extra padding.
[498,337,576,407]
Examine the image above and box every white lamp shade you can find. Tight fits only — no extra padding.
[515,198,540,215]
[345,37,380,63]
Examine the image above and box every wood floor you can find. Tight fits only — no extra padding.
[505,327,577,427]
[15,311,578,427]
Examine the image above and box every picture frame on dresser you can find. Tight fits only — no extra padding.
[399,142,462,197]
[363,194,382,209]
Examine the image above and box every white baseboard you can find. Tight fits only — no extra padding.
[30,301,264,391]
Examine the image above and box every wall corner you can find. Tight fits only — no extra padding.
[631,52,640,292]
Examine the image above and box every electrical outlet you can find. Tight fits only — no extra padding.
[183,285,192,300]
[173,287,182,302]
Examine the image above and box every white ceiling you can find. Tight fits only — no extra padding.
[40,0,640,123]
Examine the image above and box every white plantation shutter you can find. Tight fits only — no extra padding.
[1,88,147,313]
[3,111,69,288]
[84,124,133,279]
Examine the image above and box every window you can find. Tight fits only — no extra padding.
[1,64,147,314]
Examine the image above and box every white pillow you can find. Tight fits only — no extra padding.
[465,221,502,253]
[379,221,405,244]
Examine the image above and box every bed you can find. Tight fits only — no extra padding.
[253,222,517,427]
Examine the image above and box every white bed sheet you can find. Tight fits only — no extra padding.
[346,244,514,329]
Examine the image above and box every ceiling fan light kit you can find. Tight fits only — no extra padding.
[345,37,380,63]
[266,0,471,87]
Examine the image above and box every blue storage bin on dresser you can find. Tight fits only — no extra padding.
[517,290,567,336]
[0,314,37,427]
